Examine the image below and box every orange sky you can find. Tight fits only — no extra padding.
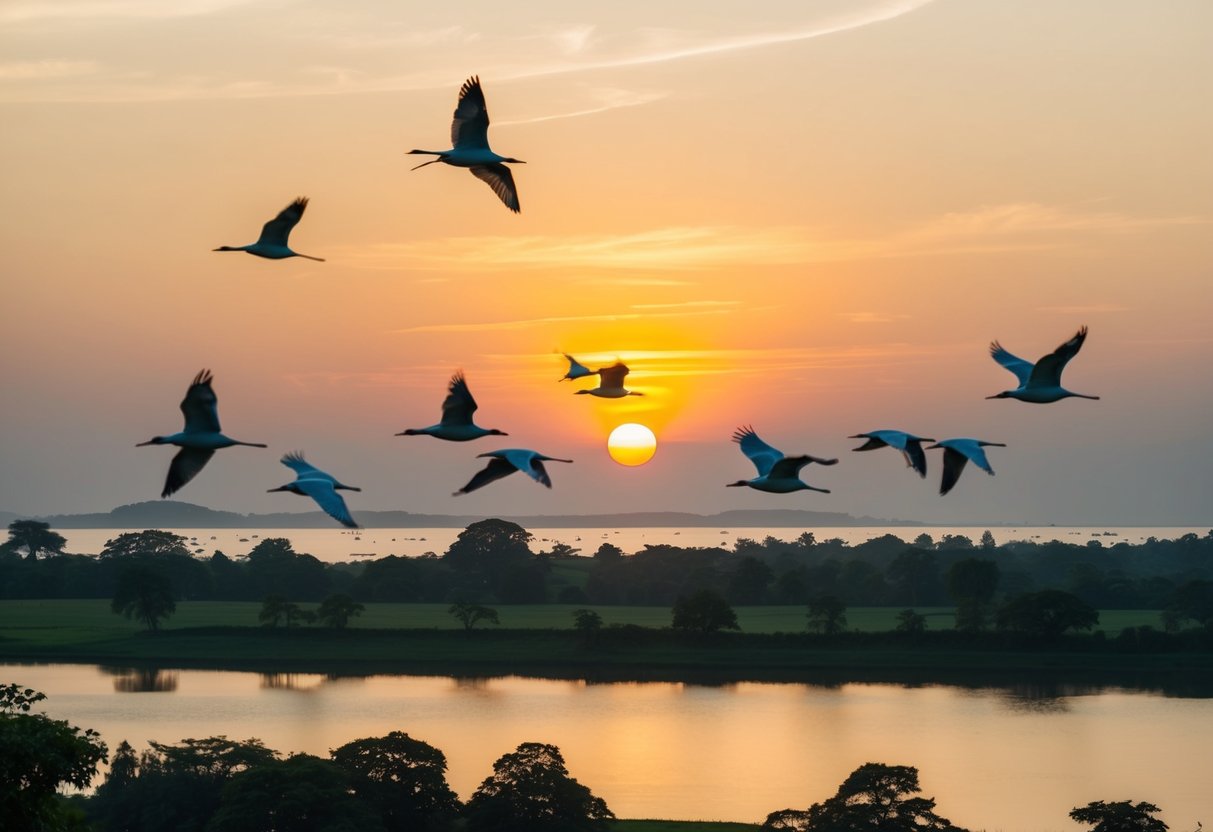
[1,0,1211,523]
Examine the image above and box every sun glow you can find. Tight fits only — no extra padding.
[606,423,657,466]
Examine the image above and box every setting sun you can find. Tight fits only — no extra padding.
[607,423,657,467]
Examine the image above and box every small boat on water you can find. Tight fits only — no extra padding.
[349,552,376,558]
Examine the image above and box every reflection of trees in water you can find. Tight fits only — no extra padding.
[102,666,179,693]
[258,673,366,691]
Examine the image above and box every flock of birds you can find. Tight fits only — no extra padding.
[139,76,1101,528]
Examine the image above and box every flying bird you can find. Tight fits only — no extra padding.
[559,353,597,382]
[988,326,1099,403]
[574,362,643,398]
[396,371,507,441]
[137,370,267,498]
[267,452,360,528]
[926,438,1006,496]
[454,449,572,496]
[408,76,525,213]
[213,197,325,261]
[849,430,936,478]
[727,426,837,494]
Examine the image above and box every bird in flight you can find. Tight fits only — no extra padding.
[988,326,1099,403]
[408,76,525,213]
[454,449,572,496]
[213,197,325,261]
[137,370,267,498]
[558,353,597,382]
[849,430,936,478]
[267,452,361,528]
[396,370,507,441]
[926,438,1006,496]
[727,426,837,494]
[574,362,643,398]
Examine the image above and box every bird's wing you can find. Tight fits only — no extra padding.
[256,197,308,247]
[180,369,221,433]
[939,447,970,496]
[440,371,476,426]
[526,457,554,488]
[904,442,928,478]
[451,76,490,149]
[1029,326,1088,388]
[769,454,839,479]
[469,164,520,213]
[562,354,594,380]
[874,430,908,450]
[732,426,782,477]
[280,451,325,479]
[162,448,215,498]
[455,456,517,495]
[964,444,995,475]
[296,478,358,528]
[989,341,1034,386]
[596,362,629,390]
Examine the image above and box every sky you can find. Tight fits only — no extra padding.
[1,0,1211,525]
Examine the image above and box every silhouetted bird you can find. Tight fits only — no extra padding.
[454,449,572,495]
[137,370,267,497]
[727,426,837,494]
[267,452,360,528]
[988,326,1098,403]
[213,197,325,261]
[926,438,1006,495]
[849,430,935,478]
[408,76,525,212]
[559,353,597,382]
[574,362,643,398]
[396,370,507,441]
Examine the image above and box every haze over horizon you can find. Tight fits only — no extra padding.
[2,0,1211,525]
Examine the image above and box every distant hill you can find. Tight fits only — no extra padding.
[21,501,924,529]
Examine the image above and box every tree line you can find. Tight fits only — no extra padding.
[2,682,1183,832]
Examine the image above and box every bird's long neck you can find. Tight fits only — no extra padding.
[233,440,268,448]
[293,253,326,262]
[213,245,249,252]
[1068,392,1101,400]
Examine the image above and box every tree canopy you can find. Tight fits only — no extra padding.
[671,589,740,635]
[4,520,67,561]
[1069,800,1168,832]
[111,565,176,631]
[465,742,613,832]
[996,590,1099,639]
[330,731,459,831]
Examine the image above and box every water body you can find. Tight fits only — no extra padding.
[57,526,1208,563]
[7,663,1209,830]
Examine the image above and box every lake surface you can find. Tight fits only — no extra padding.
[58,526,1209,562]
[7,663,1210,830]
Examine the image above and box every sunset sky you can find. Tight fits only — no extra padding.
[1,0,1211,524]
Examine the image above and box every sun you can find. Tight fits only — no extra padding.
[607,423,658,467]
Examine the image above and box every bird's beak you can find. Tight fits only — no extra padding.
[925,444,941,450]
[135,440,154,446]
[266,486,288,492]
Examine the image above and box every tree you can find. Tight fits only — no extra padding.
[0,683,107,831]
[807,594,848,635]
[1161,579,1213,631]
[671,589,740,635]
[895,609,927,634]
[571,609,603,646]
[100,530,190,559]
[727,556,774,604]
[5,520,67,561]
[259,595,303,628]
[444,519,534,577]
[592,542,623,561]
[980,530,996,550]
[245,538,331,601]
[947,558,1000,632]
[111,565,176,631]
[996,590,1099,640]
[330,732,459,832]
[762,808,811,830]
[465,742,613,832]
[802,762,967,832]
[316,594,365,629]
[1069,800,1168,832]
[448,601,499,631]
[887,549,939,606]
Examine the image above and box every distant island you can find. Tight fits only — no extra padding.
[4,500,926,530]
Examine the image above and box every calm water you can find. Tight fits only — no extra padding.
[58,526,1209,562]
[7,663,1210,830]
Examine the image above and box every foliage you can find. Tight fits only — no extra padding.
[802,762,966,832]
[100,530,191,559]
[807,595,848,634]
[1161,579,1213,631]
[671,589,740,634]
[593,542,623,561]
[1069,800,1168,832]
[465,742,614,832]
[996,590,1099,639]
[895,609,927,634]
[444,518,534,576]
[258,595,304,627]
[572,608,604,646]
[245,538,331,601]
[6,520,68,561]
[761,808,811,830]
[449,600,500,631]
[947,559,1001,632]
[111,565,176,631]
[330,731,459,831]
[0,683,107,832]
[886,549,941,606]
[316,593,364,629]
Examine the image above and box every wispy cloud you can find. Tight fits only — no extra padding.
[393,304,735,334]
[0,59,97,80]
[495,87,668,127]
[0,0,257,23]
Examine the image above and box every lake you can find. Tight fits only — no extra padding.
[7,663,1210,830]
[56,525,1209,562]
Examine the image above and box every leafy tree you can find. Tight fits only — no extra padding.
[762,807,811,830]
[448,601,499,631]
[100,530,190,559]
[980,530,997,549]
[572,608,603,646]
[316,594,364,629]
[592,542,623,561]
[727,556,774,604]
[0,683,107,831]
[802,762,967,832]
[887,549,940,606]
[1069,800,1168,832]
[5,520,68,561]
[443,519,533,578]
[245,538,330,601]
[807,594,848,635]
[996,590,1099,640]
[111,565,176,631]
[913,533,935,548]
[1161,579,1213,631]
[258,595,302,628]
[546,542,581,558]
[671,589,740,635]
[208,754,383,832]
[947,558,1000,632]
[895,609,927,634]
[330,731,459,832]
[465,742,613,832]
